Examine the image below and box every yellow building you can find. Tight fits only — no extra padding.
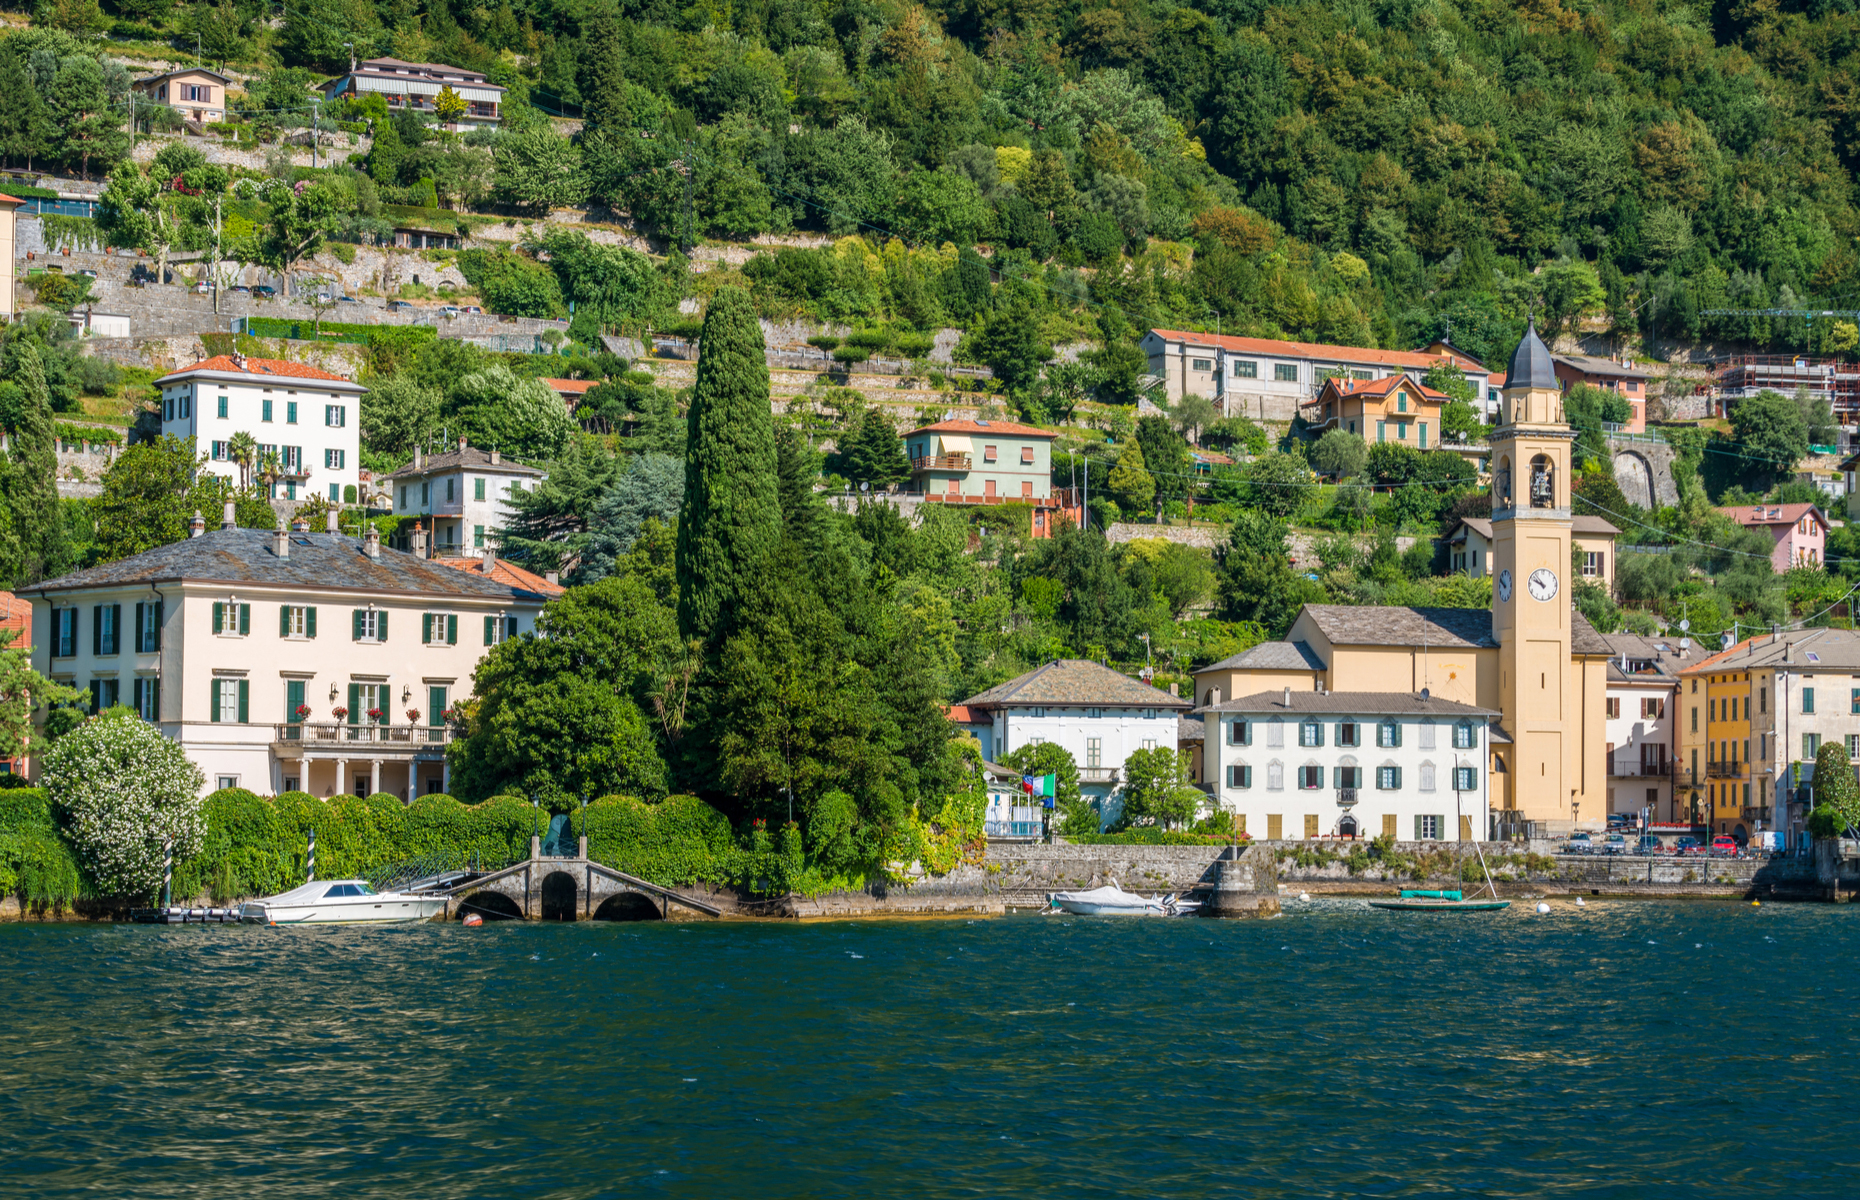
[1193,321,1614,833]
[1300,374,1451,450]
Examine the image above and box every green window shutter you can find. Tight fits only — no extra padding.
[429,686,446,726]
[210,679,222,722]
[212,601,224,635]
[153,602,162,649]
[281,605,291,636]
[447,614,457,645]
[353,609,364,640]
[132,677,142,714]
[1391,723,1402,748]
[1414,813,1423,840]
[237,679,249,723]
[152,678,160,718]
[134,602,145,653]
[378,612,388,640]
[238,603,250,635]
[109,605,120,654]
[424,613,434,644]
[484,615,494,645]
[287,679,304,718]
[1331,766,1341,788]
[377,684,390,713]
[348,683,361,719]
[306,607,316,638]
[92,605,100,655]
[89,680,100,712]
[1392,767,1402,790]
[506,617,518,641]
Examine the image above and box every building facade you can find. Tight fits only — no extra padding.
[1600,633,1686,820]
[25,513,548,799]
[1300,375,1451,450]
[1141,329,1491,422]
[318,57,504,127]
[156,355,364,504]
[955,659,1190,825]
[1713,503,1828,572]
[130,69,232,123]
[0,194,17,319]
[1200,691,1497,840]
[1447,515,1619,594]
[904,418,1055,502]
[383,441,544,556]
[1552,355,1655,432]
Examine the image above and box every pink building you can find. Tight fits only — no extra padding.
[1715,503,1829,572]
[1554,355,1656,432]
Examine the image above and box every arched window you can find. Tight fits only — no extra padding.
[1529,453,1555,508]
[1496,457,1512,507]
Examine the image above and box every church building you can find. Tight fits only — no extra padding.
[1195,323,1613,838]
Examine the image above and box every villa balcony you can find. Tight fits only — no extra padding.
[1705,761,1746,779]
[1610,758,1674,778]
[273,722,451,755]
[911,454,972,471]
[1078,766,1120,785]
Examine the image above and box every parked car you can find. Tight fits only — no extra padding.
[461,305,482,314]
[1709,835,1740,857]
[1675,836,1704,855]
[1635,835,1663,855]
[191,282,213,294]
[440,305,461,317]
[251,285,277,298]
[229,285,251,295]
[1602,832,1628,855]
[1607,813,1629,830]
[337,295,359,304]
[1565,832,1593,853]
[387,299,415,311]
[76,268,97,278]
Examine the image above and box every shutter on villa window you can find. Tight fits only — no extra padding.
[424,613,434,644]
[378,684,390,713]
[1332,766,1341,789]
[483,615,494,645]
[132,678,142,714]
[213,601,224,634]
[152,678,160,718]
[239,604,250,635]
[505,617,518,640]
[152,602,162,649]
[306,607,317,638]
[446,614,457,645]
[348,683,361,719]
[92,605,101,655]
[210,679,222,722]
[281,605,291,636]
[108,605,120,653]
[353,609,364,639]
[1391,766,1402,789]
[378,612,388,640]
[135,603,145,653]
[89,680,100,712]
[237,679,249,723]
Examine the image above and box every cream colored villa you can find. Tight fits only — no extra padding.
[25,508,549,799]
[1193,322,1614,835]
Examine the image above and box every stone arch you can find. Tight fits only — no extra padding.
[1612,450,1656,509]
[1338,814,1359,838]
[593,892,664,922]
[539,871,579,921]
[1529,454,1556,508]
[457,890,522,921]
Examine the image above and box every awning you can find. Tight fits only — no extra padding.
[938,434,972,454]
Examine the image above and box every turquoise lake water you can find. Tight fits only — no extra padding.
[1,899,1852,1199]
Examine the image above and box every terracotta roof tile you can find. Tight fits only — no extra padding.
[904,419,1056,438]
[1714,503,1823,527]
[155,355,358,385]
[431,554,565,595]
[1149,328,1464,371]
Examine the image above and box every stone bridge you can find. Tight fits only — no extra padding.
[443,839,724,922]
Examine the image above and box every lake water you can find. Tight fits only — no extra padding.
[2,899,1853,1199]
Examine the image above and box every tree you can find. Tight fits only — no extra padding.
[41,711,207,898]
[498,435,625,574]
[676,287,782,643]
[494,125,588,214]
[448,577,676,809]
[1135,414,1187,506]
[257,181,341,297]
[434,86,468,125]
[359,377,441,466]
[1217,510,1315,637]
[1808,739,1860,840]
[91,435,263,564]
[1,343,72,585]
[578,11,630,133]
[1573,469,1635,522]
[446,365,574,461]
[1171,394,1217,444]
[1728,390,1809,492]
[1001,740,1099,834]
[0,627,82,763]
[970,294,1052,393]
[46,55,127,181]
[0,52,55,171]
[842,406,911,490]
[1114,746,1201,829]
[1312,429,1368,478]
[1237,451,1315,519]
[576,453,685,584]
[1106,439,1154,513]
[1085,303,1148,405]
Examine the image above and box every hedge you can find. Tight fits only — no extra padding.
[0,788,85,905]
[239,318,440,347]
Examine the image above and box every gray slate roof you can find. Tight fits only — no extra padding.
[382,445,544,480]
[1200,640,1325,673]
[1555,354,1653,380]
[961,659,1192,710]
[1301,603,1612,657]
[1200,690,1498,717]
[27,527,548,601]
[1600,632,1696,682]
[1686,626,1860,674]
[1177,715,1205,742]
[1507,320,1557,391]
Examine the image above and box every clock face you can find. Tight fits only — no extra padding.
[1496,569,1513,602]
[1528,568,1559,602]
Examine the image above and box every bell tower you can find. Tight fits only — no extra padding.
[1490,320,1578,826]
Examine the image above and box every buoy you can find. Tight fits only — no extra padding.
[1575,897,1586,907]
[462,912,483,927]
[1751,899,1761,907]
[1298,892,1310,902]
[1535,902,1551,914]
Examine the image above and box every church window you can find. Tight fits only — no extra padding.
[1529,454,1556,508]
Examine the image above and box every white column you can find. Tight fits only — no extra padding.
[334,758,345,796]
[442,759,450,794]
[370,758,381,797]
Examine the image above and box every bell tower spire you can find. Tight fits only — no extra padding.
[1490,319,1582,829]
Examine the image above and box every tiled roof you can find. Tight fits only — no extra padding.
[960,659,1192,710]
[1299,603,1612,656]
[543,378,599,393]
[1314,375,1449,400]
[134,68,232,84]
[1680,627,1860,675]
[382,445,544,479]
[1570,608,1611,655]
[904,419,1056,439]
[1177,715,1205,741]
[1201,689,1497,716]
[25,528,551,602]
[431,554,564,595]
[1555,355,1654,380]
[155,355,360,386]
[0,194,22,207]
[1148,328,1458,371]
[946,704,981,724]
[1199,640,1325,673]
[0,590,30,649]
[1600,632,1695,681]
[1715,503,1822,528]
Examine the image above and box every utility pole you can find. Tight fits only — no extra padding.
[128,87,135,156]
[311,99,321,170]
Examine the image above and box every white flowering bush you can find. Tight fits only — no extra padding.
[41,713,206,898]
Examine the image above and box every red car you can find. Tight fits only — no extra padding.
[1709,835,1740,857]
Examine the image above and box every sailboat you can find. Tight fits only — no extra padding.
[1368,780,1511,913]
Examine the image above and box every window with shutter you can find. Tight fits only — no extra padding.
[210,679,222,722]
[286,680,305,722]
[447,614,457,644]
[428,686,447,726]
[1419,763,1436,792]
[237,679,249,723]
[239,604,250,635]
[213,601,224,634]
[281,605,292,636]
[1417,721,1435,750]
[306,607,316,638]
[483,615,495,645]
[505,616,518,641]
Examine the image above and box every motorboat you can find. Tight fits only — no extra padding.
[1048,881,1198,917]
[237,879,446,925]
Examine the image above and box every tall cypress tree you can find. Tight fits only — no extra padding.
[3,343,69,584]
[676,286,781,643]
[578,13,630,134]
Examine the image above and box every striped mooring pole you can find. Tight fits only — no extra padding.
[161,836,173,909]
[306,828,316,883]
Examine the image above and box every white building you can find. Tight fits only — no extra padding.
[382,441,544,556]
[24,507,550,799]
[1600,633,1686,821]
[953,659,1191,826]
[1199,690,1497,841]
[156,354,364,504]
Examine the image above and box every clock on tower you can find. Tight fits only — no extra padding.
[1490,319,1577,825]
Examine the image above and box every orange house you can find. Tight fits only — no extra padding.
[1300,375,1451,453]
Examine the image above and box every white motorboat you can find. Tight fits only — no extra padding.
[1048,881,1197,917]
[237,879,446,925]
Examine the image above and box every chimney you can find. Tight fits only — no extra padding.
[489,448,501,465]
[411,521,428,559]
[458,435,468,453]
[545,570,559,586]
[413,446,423,470]
[482,546,495,574]
[1168,681,1179,697]
[290,516,309,533]
[188,510,205,538]
[221,500,236,531]
[326,508,339,534]
[1282,686,1291,708]
[272,518,289,558]
[363,526,381,559]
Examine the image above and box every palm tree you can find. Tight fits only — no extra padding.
[228,431,257,490]
[257,450,282,497]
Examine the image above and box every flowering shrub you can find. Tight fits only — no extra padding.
[405,709,420,723]
[294,704,312,721]
[40,712,206,898]
[332,706,349,721]
[365,707,385,724]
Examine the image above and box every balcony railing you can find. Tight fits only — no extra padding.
[1611,758,1674,778]
[1706,761,1746,778]
[911,454,972,471]
[1336,787,1359,808]
[275,722,451,748]
[1078,766,1119,784]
